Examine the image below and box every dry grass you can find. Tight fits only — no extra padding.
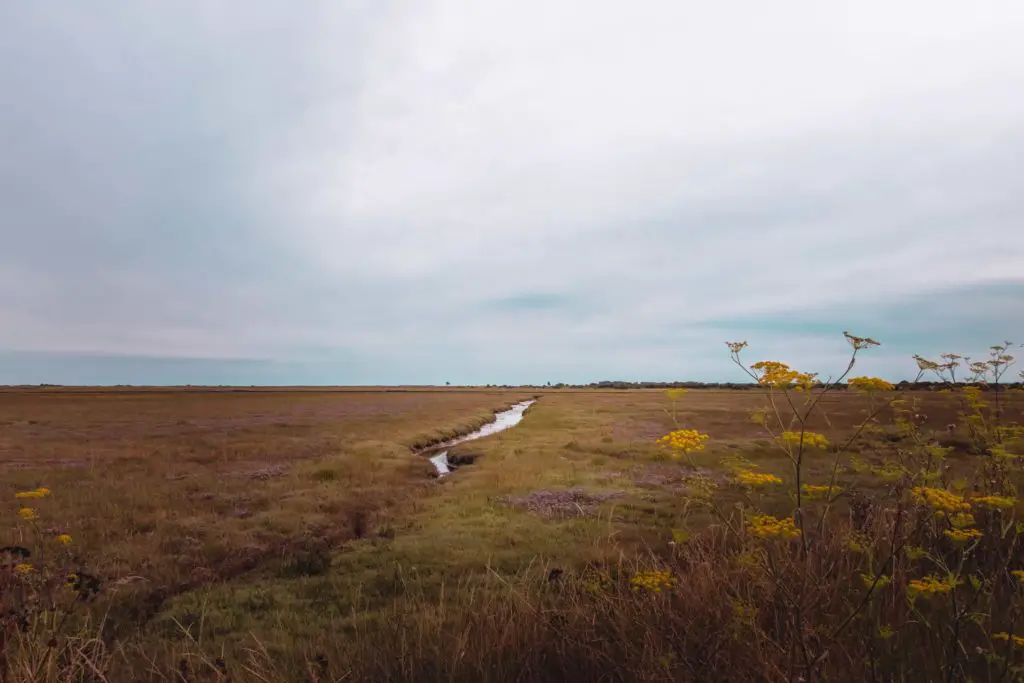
[0,389,530,642]
[3,387,1023,681]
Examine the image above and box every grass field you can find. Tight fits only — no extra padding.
[3,386,1024,681]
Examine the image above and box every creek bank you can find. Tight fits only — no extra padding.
[425,400,536,476]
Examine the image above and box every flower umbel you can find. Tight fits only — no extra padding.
[18,507,37,521]
[657,429,710,454]
[748,514,801,540]
[860,573,892,590]
[993,633,1024,647]
[57,534,73,545]
[631,569,675,593]
[15,487,51,500]
[912,487,971,514]
[802,484,841,500]
[737,470,783,487]
[908,574,960,596]
[973,496,1017,509]
[14,563,34,575]
[781,431,831,449]
[944,528,983,544]
[844,331,881,350]
[949,513,976,529]
[750,361,817,389]
[847,376,895,392]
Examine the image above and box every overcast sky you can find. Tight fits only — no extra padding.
[2,1,1023,385]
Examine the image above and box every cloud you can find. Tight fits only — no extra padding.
[1,0,1023,384]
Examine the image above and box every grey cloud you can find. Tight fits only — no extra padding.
[2,1,1024,384]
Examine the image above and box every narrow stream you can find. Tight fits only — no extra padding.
[428,400,536,475]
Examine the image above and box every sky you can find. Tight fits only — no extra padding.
[2,1,1023,385]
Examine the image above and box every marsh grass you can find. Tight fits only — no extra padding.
[2,368,1024,681]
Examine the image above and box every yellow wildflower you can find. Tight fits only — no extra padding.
[737,470,782,487]
[973,495,1017,509]
[944,528,983,543]
[781,431,830,449]
[748,514,801,540]
[656,429,710,454]
[14,487,50,500]
[908,574,959,596]
[1011,570,1024,584]
[14,563,33,575]
[905,546,927,560]
[949,513,975,529]
[860,573,892,590]
[750,361,817,389]
[802,484,841,500]
[993,633,1024,647]
[57,534,73,545]
[848,376,895,392]
[631,569,675,593]
[963,385,987,410]
[911,487,971,514]
[18,507,37,521]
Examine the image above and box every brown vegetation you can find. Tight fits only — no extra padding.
[2,385,1023,681]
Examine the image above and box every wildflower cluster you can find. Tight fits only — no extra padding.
[973,495,1017,509]
[908,574,960,596]
[15,487,52,499]
[945,528,984,543]
[802,484,841,500]
[993,633,1024,647]
[630,569,675,593]
[748,514,801,540]
[657,429,710,454]
[847,376,895,392]
[949,513,975,528]
[655,333,1023,679]
[6,488,80,577]
[781,431,831,449]
[911,487,971,514]
[860,573,893,590]
[736,470,782,487]
[750,361,817,390]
